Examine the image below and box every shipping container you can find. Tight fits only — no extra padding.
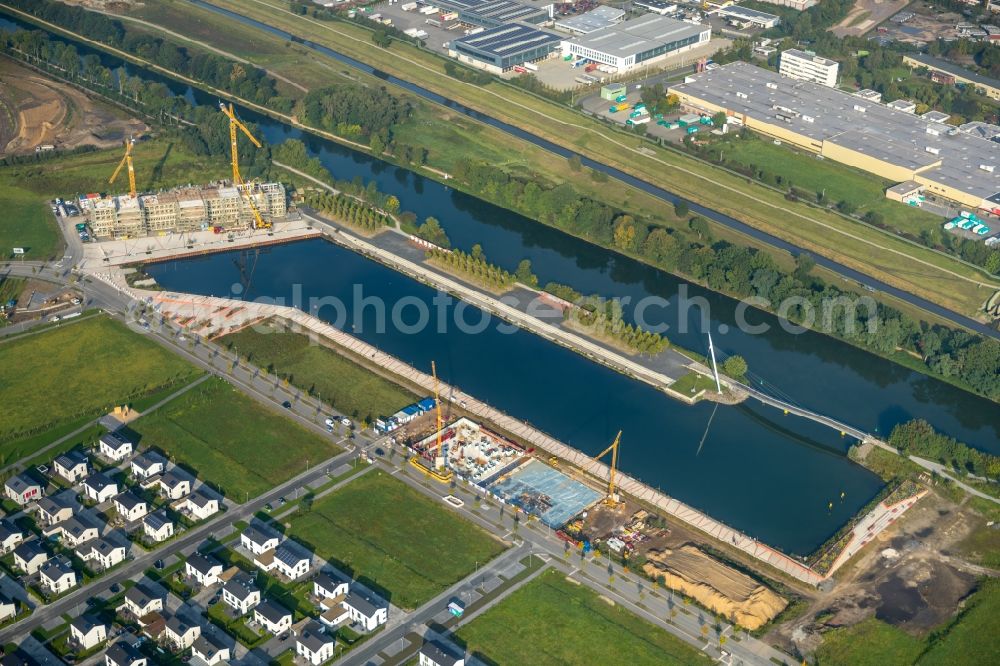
[419,5,438,14]
[563,54,573,61]
[686,126,699,134]
[523,62,538,72]
[402,2,418,9]
[626,116,650,125]
[609,103,631,113]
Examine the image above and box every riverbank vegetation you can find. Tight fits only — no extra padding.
[889,420,1000,486]
[564,294,670,356]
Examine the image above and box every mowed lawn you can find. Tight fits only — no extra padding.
[221,323,416,423]
[288,471,504,608]
[457,569,712,666]
[0,316,201,446]
[127,377,340,499]
[0,184,62,260]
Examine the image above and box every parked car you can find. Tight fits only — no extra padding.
[282,401,292,409]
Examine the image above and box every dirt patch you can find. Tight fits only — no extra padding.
[0,59,147,155]
[832,0,910,38]
[768,487,991,657]
[643,544,788,630]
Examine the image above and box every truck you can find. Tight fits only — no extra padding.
[686,125,699,135]
[700,116,714,125]
[626,116,650,125]
[513,65,527,74]
[523,61,538,72]
[629,109,648,119]
[615,94,627,103]
[609,103,631,113]
[633,103,646,111]
[419,5,438,15]
[585,63,598,72]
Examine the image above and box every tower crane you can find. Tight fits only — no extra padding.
[595,431,623,508]
[431,361,445,467]
[109,136,137,198]
[218,101,270,230]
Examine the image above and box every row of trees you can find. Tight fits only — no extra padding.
[449,158,1000,400]
[889,419,1000,481]
[5,0,291,112]
[567,296,670,356]
[426,247,516,291]
[413,217,451,248]
[304,191,391,232]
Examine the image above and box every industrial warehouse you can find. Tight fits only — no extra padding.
[450,22,561,73]
[81,182,287,239]
[432,0,552,28]
[561,14,710,72]
[668,62,1000,210]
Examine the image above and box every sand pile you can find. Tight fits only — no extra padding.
[642,544,787,630]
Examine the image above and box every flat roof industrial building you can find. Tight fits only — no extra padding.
[450,23,561,73]
[715,6,781,29]
[553,6,625,35]
[434,0,552,28]
[668,62,1000,209]
[562,15,710,72]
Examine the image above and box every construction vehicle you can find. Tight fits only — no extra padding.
[610,102,631,113]
[109,137,137,198]
[218,101,270,230]
[594,431,623,507]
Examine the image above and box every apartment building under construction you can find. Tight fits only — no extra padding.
[81,182,287,239]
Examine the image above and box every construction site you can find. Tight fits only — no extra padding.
[73,103,287,239]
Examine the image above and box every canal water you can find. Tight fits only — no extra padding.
[5,13,998,554]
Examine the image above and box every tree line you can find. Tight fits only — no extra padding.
[2,0,292,112]
[889,419,1000,483]
[450,157,1000,400]
[426,246,516,291]
[304,190,392,232]
[301,84,411,140]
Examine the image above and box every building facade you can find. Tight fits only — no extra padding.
[779,49,839,87]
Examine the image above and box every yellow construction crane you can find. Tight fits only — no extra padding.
[595,431,623,507]
[431,361,444,466]
[109,136,137,198]
[218,101,269,230]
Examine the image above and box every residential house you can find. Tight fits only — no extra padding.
[39,555,78,595]
[143,510,174,543]
[240,524,280,556]
[419,640,466,666]
[185,553,223,587]
[157,471,190,500]
[36,494,74,526]
[313,572,349,601]
[343,591,388,631]
[122,582,165,619]
[0,519,24,554]
[314,572,350,627]
[253,599,292,635]
[222,571,260,615]
[49,515,99,548]
[105,640,147,666]
[295,621,335,666]
[12,540,48,575]
[113,491,148,523]
[76,538,127,571]
[52,449,89,483]
[4,473,42,506]
[175,490,218,521]
[163,614,201,651]
[131,451,166,480]
[190,634,230,665]
[99,433,133,461]
[0,594,17,623]
[81,473,119,504]
[69,616,107,651]
[273,540,312,580]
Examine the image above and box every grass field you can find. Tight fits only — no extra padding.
[219,322,416,423]
[126,376,341,499]
[0,315,201,449]
[457,569,712,666]
[287,471,505,608]
[816,579,1000,666]
[199,0,999,318]
[0,183,62,260]
[670,372,717,397]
